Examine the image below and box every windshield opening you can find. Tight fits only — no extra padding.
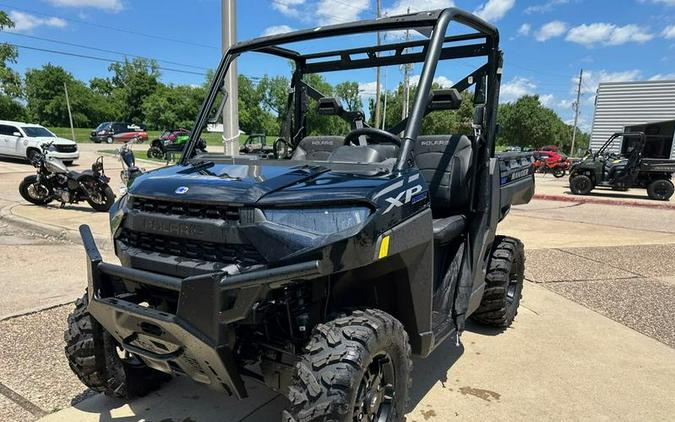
[22,126,55,138]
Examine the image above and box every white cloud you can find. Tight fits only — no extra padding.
[524,0,569,14]
[500,77,537,102]
[558,99,574,109]
[535,21,567,41]
[539,94,555,106]
[9,11,67,32]
[358,81,378,98]
[663,25,675,39]
[649,73,675,80]
[517,23,531,36]
[578,70,642,94]
[566,23,654,47]
[262,25,295,37]
[271,0,306,17]
[641,0,675,5]
[316,0,369,25]
[45,0,123,12]
[384,0,454,17]
[474,0,516,22]
[410,75,454,88]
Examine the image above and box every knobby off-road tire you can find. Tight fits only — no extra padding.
[471,236,525,328]
[284,309,412,422]
[569,174,593,195]
[64,293,170,399]
[647,179,674,201]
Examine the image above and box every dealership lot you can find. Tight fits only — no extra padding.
[1,152,674,421]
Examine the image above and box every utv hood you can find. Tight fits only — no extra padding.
[127,160,394,206]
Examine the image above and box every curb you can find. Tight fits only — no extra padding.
[532,193,675,210]
[0,203,112,250]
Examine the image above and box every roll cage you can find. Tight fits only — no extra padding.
[181,8,502,168]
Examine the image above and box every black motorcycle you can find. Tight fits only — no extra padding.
[19,142,115,212]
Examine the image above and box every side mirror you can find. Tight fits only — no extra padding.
[12,131,22,137]
[473,105,485,129]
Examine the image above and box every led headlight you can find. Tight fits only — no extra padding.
[263,206,370,235]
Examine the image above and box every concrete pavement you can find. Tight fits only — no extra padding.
[1,151,675,421]
[34,282,675,422]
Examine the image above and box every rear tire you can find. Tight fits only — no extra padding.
[471,236,525,328]
[647,179,674,201]
[64,293,170,399]
[19,175,52,205]
[569,174,594,195]
[106,136,113,144]
[86,183,115,212]
[284,309,412,422]
[553,168,565,178]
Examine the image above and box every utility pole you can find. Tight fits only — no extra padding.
[381,67,388,129]
[570,68,583,156]
[222,0,239,155]
[373,0,382,128]
[63,82,76,142]
[401,9,412,122]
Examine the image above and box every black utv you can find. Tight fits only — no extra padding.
[569,132,675,200]
[65,8,534,421]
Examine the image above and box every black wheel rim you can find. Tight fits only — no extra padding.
[506,265,519,304]
[353,352,395,422]
[654,183,668,197]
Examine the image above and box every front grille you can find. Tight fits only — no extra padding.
[55,144,77,153]
[131,197,240,221]
[118,229,264,266]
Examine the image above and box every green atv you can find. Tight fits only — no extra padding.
[569,132,675,200]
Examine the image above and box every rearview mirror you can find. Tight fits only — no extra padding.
[12,131,22,137]
[428,89,462,111]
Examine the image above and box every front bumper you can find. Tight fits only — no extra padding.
[80,224,323,398]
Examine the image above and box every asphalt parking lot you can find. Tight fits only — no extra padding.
[1,151,674,421]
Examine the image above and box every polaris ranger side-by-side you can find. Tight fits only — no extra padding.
[65,8,534,421]
[569,132,675,200]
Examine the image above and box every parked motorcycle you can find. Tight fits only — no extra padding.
[19,142,115,212]
[533,150,571,178]
[117,139,144,194]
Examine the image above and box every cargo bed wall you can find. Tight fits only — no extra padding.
[496,152,535,218]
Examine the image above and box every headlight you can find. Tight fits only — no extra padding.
[263,206,370,235]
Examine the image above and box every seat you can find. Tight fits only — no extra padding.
[414,135,473,244]
[291,136,345,161]
[327,144,399,163]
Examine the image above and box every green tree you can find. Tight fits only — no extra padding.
[335,81,362,111]
[496,95,563,149]
[142,83,205,130]
[24,64,92,126]
[108,58,160,124]
[0,11,25,120]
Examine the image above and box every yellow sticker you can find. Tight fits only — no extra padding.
[378,235,390,259]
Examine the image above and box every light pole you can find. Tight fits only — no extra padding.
[222,0,239,155]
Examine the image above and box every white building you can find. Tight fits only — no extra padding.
[590,80,675,159]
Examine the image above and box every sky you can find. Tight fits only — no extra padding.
[1,0,674,130]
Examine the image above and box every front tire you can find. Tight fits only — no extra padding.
[569,174,594,195]
[647,179,674,201]
[284,309,412,422]
[471,236,525,328]
[19,175,53,205]
[64,293,170,399]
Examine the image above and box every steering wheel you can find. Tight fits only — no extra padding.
[343,127,401,147]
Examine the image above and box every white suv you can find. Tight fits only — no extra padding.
[0,120,79,165]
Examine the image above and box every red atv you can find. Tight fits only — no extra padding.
[533,148,571,178]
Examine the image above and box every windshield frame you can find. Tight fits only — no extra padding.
[181,7,501,168]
